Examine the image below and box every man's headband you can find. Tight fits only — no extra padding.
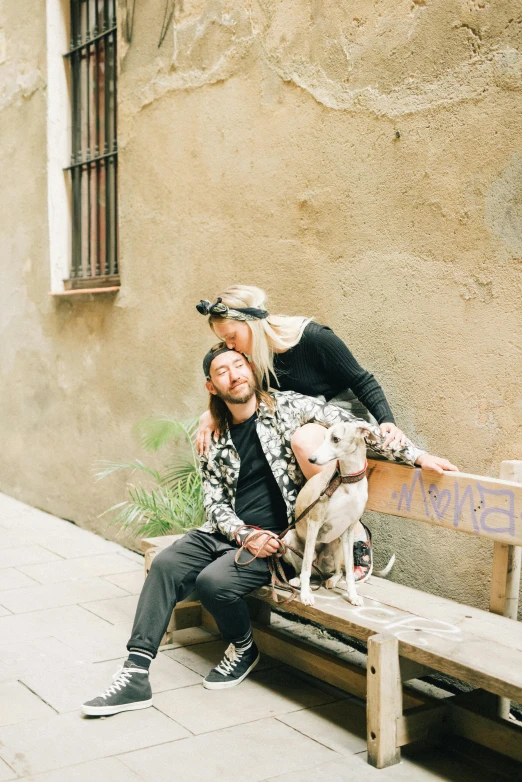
[202,343,247,378]
[196,297,268,322]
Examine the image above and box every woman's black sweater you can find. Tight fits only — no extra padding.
[271,321,395,425]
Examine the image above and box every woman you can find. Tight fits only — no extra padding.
[195,285,410,581]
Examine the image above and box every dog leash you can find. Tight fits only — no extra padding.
[234,460,368,603]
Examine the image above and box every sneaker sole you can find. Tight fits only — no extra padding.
[202,652,261,690]
[81,698,153,717]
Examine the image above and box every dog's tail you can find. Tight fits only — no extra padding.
[374,554,396,578]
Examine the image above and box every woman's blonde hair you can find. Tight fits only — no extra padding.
[208,285,311,388]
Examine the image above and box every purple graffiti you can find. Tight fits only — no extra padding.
[428,484,451,520]
[394,472,516,537]
[453,484,479,532]
[397,470,429,518]
[476,484,515,535]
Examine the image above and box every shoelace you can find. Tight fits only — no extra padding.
[214,643,245,676]
[100,666,134,700]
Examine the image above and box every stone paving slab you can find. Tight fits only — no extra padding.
[0,758,16,781]
[0,637,89,683]
[102,569,145,594]
[19,554,141,585]
[0,708,190,777]
[0,577,128,614]
[0,568,40,591]
[80,594,139,625]
[153,666,339,735]
[263,748,508,782]
[118,717,338,782]
[0,681,55,727]
[20,654,202,713]
[0,604,112,644]
[52,623,134,663]
[18,757,143,782]
[0,546,62,569]
[276,697,367,756]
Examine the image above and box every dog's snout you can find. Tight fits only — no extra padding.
[308,456,317,464]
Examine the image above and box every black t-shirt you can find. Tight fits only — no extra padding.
[229,412,288,534]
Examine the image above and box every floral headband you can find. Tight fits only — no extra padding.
[196,297,268,322]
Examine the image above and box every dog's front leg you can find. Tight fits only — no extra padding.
[324,538,344,590]
[299,517,322,607]
[342,525,364,606]
[282,530,303,587]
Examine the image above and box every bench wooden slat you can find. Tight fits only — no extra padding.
[254,583,522,703]
[359,577,522,653]
[366,460,522,546]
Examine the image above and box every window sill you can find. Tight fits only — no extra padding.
[49,286,120,297]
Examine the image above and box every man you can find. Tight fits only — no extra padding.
[82,345,457,716]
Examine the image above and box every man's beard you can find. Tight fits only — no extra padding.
[217,377,256,405]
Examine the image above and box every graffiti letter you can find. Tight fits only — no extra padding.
[477,484,515,536]
[397,470,429,518]
[453,484,479,532]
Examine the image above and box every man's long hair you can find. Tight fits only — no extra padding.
[209,386,275,437]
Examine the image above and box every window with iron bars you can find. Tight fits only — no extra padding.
[64,0,119,289]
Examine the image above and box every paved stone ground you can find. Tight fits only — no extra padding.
[0,492,515,781]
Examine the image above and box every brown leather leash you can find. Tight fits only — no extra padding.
[234,460,368,603]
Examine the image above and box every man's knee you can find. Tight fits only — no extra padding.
[148,547,180,583]
[196,569,234,605]
[291,423,326,457]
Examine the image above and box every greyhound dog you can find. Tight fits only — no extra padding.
[283,420,375,607]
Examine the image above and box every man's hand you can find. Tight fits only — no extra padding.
[416,453,459,474]
[245,530,281,558]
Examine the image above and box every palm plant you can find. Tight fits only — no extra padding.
[97,416,204,538]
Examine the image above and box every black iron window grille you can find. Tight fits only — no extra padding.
[64,0,119,289]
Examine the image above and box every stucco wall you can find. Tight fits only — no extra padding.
[0,0,521,608]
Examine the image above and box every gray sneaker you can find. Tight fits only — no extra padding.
[81,660,152,716]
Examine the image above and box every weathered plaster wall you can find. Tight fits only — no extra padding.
[0,0,521,607]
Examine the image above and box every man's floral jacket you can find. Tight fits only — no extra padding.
[198,390,424,542]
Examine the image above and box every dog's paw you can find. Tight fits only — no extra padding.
[325,574,342,589]
[289,576,301,588]
[346,592,364,607]
[300,590,315,607]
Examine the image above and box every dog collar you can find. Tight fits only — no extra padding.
[336,459,368,485]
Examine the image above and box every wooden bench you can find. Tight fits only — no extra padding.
[142,458,522,769]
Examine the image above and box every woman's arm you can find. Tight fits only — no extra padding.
[196,410,218,455]
[314,326,395,424]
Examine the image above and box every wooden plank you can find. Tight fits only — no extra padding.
[253,624,424,710]
[366,459,522,546]
[162,601,202,641]
[201,606,219,634]
[254,584,522,702]
[254,623,369,700]
[367,634,402,768]
[359,577,522,654]
[141,534,181,554]
[489,461,522,618]
[448,699,522,764]
[396,703,446,747]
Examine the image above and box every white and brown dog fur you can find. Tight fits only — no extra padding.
[283,420,375,607]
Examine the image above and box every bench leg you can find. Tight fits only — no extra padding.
[367,634,402,768]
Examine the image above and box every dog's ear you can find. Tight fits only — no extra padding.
[355,421,379,441]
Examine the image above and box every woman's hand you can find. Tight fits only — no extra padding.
[379,422,411,450]
[196,410,218,456]
[416,454,459,474]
